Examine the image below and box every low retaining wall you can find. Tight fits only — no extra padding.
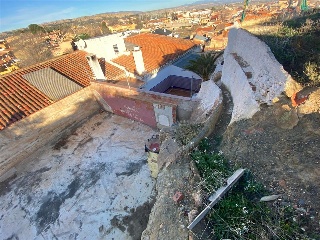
[91,81,199,129]
[0,87,100,177]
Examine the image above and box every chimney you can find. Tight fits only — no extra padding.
[132,46,145,75]
[86,54,106,81]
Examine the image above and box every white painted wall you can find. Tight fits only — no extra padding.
[222,55,260,123]
[195,80,222,114]
[191,80,223,123]
[142,65,201,90]
[76,34,127,60]
[153,104,174,128]
[86,54,106,81]
[222,27,299,123]
[133,49,145,74]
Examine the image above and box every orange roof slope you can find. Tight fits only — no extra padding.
[0,50,94,130]
[113,33,195,73]
[99,59,127,80]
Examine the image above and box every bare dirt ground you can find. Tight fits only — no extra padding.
[209,86,320,236]
[52,40,73,57]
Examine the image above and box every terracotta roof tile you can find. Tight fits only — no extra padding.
[0,50,94,130]
[99,59,127,80]
[98,59,143,88]
[112,33,195,73]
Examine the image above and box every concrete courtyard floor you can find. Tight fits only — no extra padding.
[0,112,158,239]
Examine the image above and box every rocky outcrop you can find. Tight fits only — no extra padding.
[221,27,302,124]
[297,88,320,115]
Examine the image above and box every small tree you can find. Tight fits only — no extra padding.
[171,12,178,21]
[184,51,223,81]
[101,21,111,34]
[135,18,143,29]
[28,24,45,34]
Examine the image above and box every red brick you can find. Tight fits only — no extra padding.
[173,191,184,203]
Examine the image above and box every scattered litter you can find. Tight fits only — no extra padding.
[187,168,245,230]
[260,194,281,202]
[173,191,184,203]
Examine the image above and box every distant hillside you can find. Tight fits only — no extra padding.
[192,0,238,4]
[192,0,274,4]
[0,11,142,36]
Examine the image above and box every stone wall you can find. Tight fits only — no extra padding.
[221,27,302,123]
[91,81,199,129]
[0,87,100,177]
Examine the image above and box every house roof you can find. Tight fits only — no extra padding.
[99,59,127,80]
[98,58,144,88]
[0,50,94,130]
[196,27,215,33]
[193,35,209,41]
[152,28,172,36]
[112,33,195,73]
[23,68,83,101]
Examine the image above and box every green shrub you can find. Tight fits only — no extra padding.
[304,61,320,86]
[257,12,320,87]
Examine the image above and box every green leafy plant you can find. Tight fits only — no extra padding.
[304,61,320,86]
[72,33,90,42]
[190,139,314,239]
[257,11,320,87]
[28,24,45,34]
[184,51,223,81]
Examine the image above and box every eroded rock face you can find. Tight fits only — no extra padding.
[297,88,320,115]
[275,107,299,130]
[285,77,303,98]
[141,158,202,240]
[221,28,302,124]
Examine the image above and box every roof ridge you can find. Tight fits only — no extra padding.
[0,50,87,79]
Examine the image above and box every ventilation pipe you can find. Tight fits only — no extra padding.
[86,54,106,81]
[132,46,145,75]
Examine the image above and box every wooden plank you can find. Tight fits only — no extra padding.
[187,168,245,230]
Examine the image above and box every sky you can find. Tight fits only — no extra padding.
[0,0,197,32]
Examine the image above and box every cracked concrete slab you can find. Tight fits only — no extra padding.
[0,112,157,239]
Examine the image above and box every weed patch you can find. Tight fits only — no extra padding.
[256,11,320,87]
[190,139,315,239]
[175,122,203,146]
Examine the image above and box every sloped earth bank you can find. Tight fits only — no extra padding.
[215,89,320,236]
[141,156,203,240]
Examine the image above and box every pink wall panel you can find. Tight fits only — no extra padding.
[103,93,157,128]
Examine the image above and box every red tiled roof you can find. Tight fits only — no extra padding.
[0,50,94,130]
[99,59,127,80]
[112,54,136,74]
[112,33,195,73]
[105,62,127,80]
[196,27,215,32]
[98,59,143,88]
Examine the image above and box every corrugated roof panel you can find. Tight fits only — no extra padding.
[22,68,83,101]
